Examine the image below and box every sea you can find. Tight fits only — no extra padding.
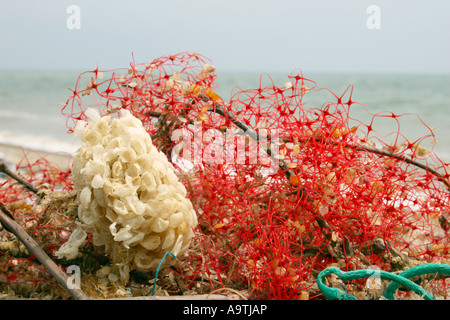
[0,70,449,164]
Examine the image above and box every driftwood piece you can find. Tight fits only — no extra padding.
[0,202,91,300]
[0,160,39,194]
[354,144,450,190]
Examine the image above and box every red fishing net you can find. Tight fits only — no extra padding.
[1,52,449,299]
[0,154,76,298]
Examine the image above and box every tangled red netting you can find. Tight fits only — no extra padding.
[1,52,448,299]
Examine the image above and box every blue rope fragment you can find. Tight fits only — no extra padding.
[151,251,177,296]
[316,263,450,300]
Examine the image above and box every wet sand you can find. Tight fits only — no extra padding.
[0,143,74,171]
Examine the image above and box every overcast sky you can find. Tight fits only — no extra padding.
[0,0,449,74]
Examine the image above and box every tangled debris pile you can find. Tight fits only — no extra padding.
[0,52,449,300]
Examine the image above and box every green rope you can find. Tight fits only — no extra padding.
[316,263,450,300]
[384,263,450,300]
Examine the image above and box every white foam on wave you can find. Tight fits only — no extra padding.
[0,110,63,124]
[0,130,80,155]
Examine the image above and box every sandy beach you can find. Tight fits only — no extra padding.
[0,143,74,171]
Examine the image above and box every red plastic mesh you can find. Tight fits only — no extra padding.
[2,52,449,299]
[0,154,74,297]
[61,52,450,299]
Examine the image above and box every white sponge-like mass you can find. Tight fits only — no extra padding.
[71,108,197,272]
